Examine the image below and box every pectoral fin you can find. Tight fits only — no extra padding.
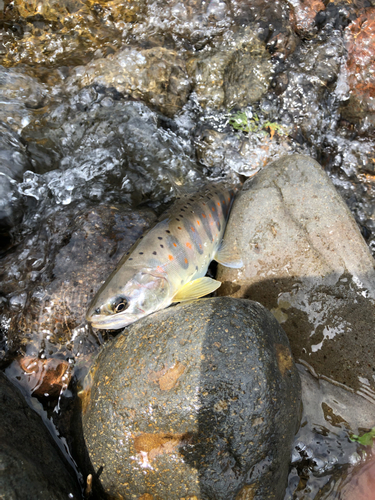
[214,240,243,269]
[172,277,222,303]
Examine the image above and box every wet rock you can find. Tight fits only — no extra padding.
[217,154,375,396]
[187,27,273,110]
[341,8,375,127]
[195,120,296,177]
[278,34,344,138]
[0,371,82,499]
[285,364,375,497]
[0,202,156,363]
[18,356,71,398]
[287,0,326,36]
[82,297,301,500]
[66,46,192,117]
[21,97,203,206]
[0,66,49,131]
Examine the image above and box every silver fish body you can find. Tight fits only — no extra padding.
[86,184,241,329]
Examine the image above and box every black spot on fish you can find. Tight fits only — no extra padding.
[196,265,198,271]
[160,244,164,248]
[176,218,180,221]
[166,230,170,233]
[153,251,157,255]
[140,236,143,239]
[181,209,185,212]
[158,237,163,240]
[129,258,133,260]
[139,252,144,255]
[126,252,129,255]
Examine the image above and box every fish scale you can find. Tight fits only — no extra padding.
[86,184,241,329]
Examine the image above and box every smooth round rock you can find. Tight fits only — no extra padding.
[0,372,82,499]
[82,297,301,500]
[217,154,375,395]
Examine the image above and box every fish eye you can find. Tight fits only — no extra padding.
[113,297,128,314]
[95,308,100,314]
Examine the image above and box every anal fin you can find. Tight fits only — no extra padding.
[172,277,222,303]
[214,240,243,269]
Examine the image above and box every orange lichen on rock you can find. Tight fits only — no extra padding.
[275,344,294,377]
[148,361,186,390]
[133,432,192,462]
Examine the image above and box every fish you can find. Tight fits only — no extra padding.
[86,184,242,329]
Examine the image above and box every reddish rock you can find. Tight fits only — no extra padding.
[18,356,71,398]
[342,8,375,125]
[340,457,375,499]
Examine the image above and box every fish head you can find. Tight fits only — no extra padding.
[86,268,170,329]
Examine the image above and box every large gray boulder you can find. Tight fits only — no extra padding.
[217,154,375,396]
[82,297,301,500]
[0,372,82,499]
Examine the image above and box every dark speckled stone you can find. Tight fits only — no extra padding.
[82,297,301,500]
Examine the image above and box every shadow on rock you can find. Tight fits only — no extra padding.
[220,272,375,400]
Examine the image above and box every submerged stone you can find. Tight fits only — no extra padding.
[187,27,273,110]
[0,203,156,365]
[0,372,82,499]
[66,47,192,117]
[82,297,301,500]
[0,122,31,232]
[217,154,375,396]
[21,97,203,207]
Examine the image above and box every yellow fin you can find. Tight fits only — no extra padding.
[171,277,222,303]
[214,240,243,269]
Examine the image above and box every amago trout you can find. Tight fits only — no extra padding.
[86,184,242,329]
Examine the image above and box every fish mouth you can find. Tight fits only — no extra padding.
[87,312,138,330]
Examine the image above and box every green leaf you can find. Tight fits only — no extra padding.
[350,427,375,446]
[229,112,250,133]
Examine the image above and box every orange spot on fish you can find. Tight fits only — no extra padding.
[202,214,206,218]
[168,255,174,261]
[156,266,164,273]
[210,221,214,226]
[197,220,200,225]
[178,227,182,230]
[186,242,192,249]
[184,258,188,264]
[173,243,177,247]
[209,213,212,218]
[199,244,202,249]
[212,207,215,212]
[228,197,230,202]
[191,227,195,232]
[217,202,220,206]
